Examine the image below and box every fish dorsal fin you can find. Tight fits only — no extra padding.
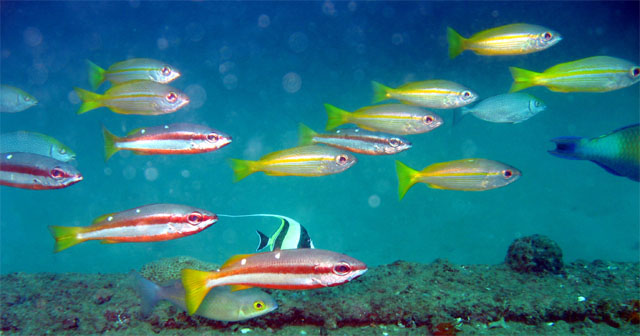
[592,161,624,177]
[127,127,147,136]
[92,213,117,225]
[221,253,254,269]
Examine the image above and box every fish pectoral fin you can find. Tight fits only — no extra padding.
[230,284,253,292]
[100,239,121,244]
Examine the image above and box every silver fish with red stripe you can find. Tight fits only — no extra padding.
[102,123,232,161]
[0,152,82,190]
[298,123,411,155]
[48,203,217,252]
[181,248,367,315]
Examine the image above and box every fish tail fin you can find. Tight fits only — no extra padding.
[447,27,466,59]
[102,125,121,162]
[229,158,259,182]
[255,230,270,251]
[509,67,539,92]
[181,269,213,315]
[371,81,393,103]
[395,160,420,200]
[298,123,317,146]
[130,270,160,318]
[324,103,351,130]
[548,136,587,160]
[452,107,471,126]
[74,87,103,114]
[48,225,85,253]
[86,60,106,90]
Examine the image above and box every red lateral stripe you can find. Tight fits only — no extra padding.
[220,263,324,277]
[0,180,66,190]
[92,214,178,229]
[0,163,50,177]
[93,231,200,242]
[121,131,204,142]
[131,148,215,155]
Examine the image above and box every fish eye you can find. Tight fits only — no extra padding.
[389,138,401,147]
[333,262,351,275]
[50,167,65,179]
[187,211,203,224]
[423,115,434,124]
[461,91,472,99]
[534,100,541,107]
[206,133,219,142]
[335,154,349,165]
[630,67,640,78]
[502,169,513,179]
[59,148,67,154]
[253,300,266,310]
[166,92,178,103]
[24,96,31,102]
[161,66,172,76]
[542,32,553,41]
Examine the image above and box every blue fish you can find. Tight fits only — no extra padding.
[549,124,639,181]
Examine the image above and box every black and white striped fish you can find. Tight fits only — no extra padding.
[217,214,314,251]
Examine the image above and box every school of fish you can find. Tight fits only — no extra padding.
[1,21,638,322]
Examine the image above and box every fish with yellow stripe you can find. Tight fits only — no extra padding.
[509,56,640,93]
[87,58,180,90]
[372,80,477,109]
[74,80,190,115]
[229,145,356,182]
[325,103,442,135]
[447,23,561,59]
[395,159,521,199]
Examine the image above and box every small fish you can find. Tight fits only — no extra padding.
[132,271,277,322]
[325,103,442,135]
[447,23,561,59]
[181,249,367,315]
[372,80,477,109]
[509,56,640,93]
[299,123,411,155]
[549,124,639,181]
[217,213,315,251]
[0,131,76,162]
[102,123,232,161]
[48,204,217,252]
[0,152,82,190]
[0,85,38,113]
[87,58,180,90]
[74,80,190,115]
[453,93,546,124]
[229,145,356,182]
[395,159,521,199]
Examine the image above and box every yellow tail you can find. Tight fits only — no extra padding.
[324,104,351,130]
[48,225,85,253]
[101,125,121,162]
[509,67,540,92]
[298,123,318,146]
[395,160,420,200]
[87,60,106,90]
[446,27,466,59]
[181,268,213,315]
[371,81,393,103]
[229,158,259,182]
[74,87,103,114]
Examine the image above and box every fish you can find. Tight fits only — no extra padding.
[87,58,181,90]
[509,56,640,93]
[549,124,639,181]
[372,80,477,109]
[217,213,315,251]
[0,152,82,190]
[74,80,190,115]
[229,145,356,182]
[0,85,38,113]
[447,23,561,59]
[102,123,232,161]
[48,204,217,252]
[181,248,367,315]
[132,271,277,322]
[0,131,76,162]
[299,123,411,155]
[324,103,443,135]
[453,93,546,124]
[395,159,521,199]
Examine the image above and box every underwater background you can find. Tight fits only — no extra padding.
[0,0,638,275]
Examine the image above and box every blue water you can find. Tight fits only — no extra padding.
[1,1,638,274]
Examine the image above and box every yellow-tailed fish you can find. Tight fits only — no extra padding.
[0,85,37,113]
[372,80,477,109]
[299,123,411,155]
[324,103,442,135]
[229,145,356,182]
[87,58,181,90]
[74,80,189,115]
[395,159,521,199]
[447,23,561,59]
[0,131,76,162]
[509,56,640,93]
